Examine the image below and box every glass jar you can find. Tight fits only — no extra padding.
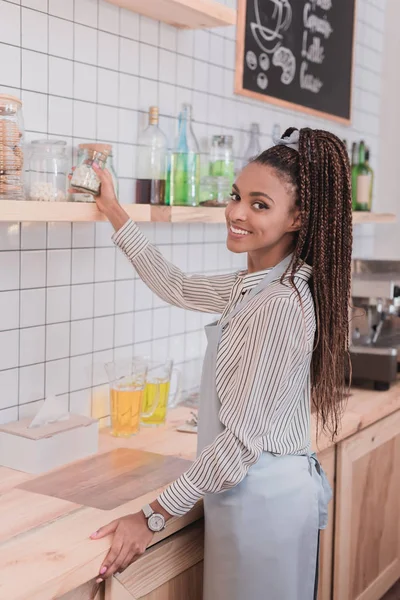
[28,140,68,202]
[70,144,118,202]
[0,94,25,200]
[209,135,234,185]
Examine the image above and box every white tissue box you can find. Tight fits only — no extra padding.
[0,414,99,474]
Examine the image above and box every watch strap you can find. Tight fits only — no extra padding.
[142,504,154,519]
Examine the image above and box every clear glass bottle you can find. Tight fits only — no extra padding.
[243,123,261,167]
[71,144,118,202]
[209,135,234,183]
[135,106,167,205]
[28,140,68,202]
[168,104,200,207]
[0,94,25,201]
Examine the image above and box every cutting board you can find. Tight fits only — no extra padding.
[18,448,192,510]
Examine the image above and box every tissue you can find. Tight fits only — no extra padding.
[28,394,70,428]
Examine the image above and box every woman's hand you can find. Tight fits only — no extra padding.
[91,512,154,582]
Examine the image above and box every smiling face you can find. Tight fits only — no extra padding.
[225,162,301,270]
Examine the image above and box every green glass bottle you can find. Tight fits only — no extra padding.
[355,141,371,212]
[364,147,374,211]
[351,142,358,210]
[169,104,200,206]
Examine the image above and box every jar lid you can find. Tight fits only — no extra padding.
[79,143,112,154]
[0,94,22,107]
[212,135,233,147]
[31,139,67,152]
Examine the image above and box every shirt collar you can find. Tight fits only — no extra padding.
[238,262,312,292]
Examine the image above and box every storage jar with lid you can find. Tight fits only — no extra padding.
[28,140,68,202]
[70,144,118,201]
[0,95,25,200]
[209,135,234,185]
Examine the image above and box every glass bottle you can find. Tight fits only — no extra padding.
[364,147,374,211]
[168,104,200,206]
[135,106,167,205]
[0,94,25,201]
[355,141,371,212]
[243,123,261,167]
[28,140,68,202]
[209,135,234,182]
[70,147,109,197]
[351,142,358,211]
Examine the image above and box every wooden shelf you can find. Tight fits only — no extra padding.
[0,201,396,225]
[107,0,236,29]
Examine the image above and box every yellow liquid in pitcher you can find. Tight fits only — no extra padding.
[110,387,143,437]
[141,381,171,426]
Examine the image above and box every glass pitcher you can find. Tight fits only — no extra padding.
[141,360,181,427]
[105,358,157,437]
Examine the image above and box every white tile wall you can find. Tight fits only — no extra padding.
[0,0,388,425]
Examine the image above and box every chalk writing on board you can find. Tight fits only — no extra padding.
[249,0,333,94]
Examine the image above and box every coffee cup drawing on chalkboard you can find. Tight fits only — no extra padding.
[250,0,292,54]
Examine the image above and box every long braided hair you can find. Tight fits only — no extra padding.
[254,127,353,437]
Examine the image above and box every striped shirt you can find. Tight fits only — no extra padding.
[113,219,316,517]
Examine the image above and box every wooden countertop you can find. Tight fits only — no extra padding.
[0,382,399,599]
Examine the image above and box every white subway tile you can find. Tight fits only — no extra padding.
[47,97,72,137]
[74,62,97,102]
[47,223,72,249]
[115,279,134,313]
[0,330,18,370]
[0,407,18,425]
[118,178,135,204]
[115,312,134,346]
[19,398,44,419]
[70,353,92,391]
[209,65,224,97]
[159,23,176,52]
[71,283,94,320]
[193,59,209,92]
[0,252,19,292]
[45,357,69,396]
[194,30,209,63]
[139,16,158,46]
[71,319,93,355]
[176,55,193,89]
[177,29,194,57]
[21,0,47,10]
[47,249,71,286]
[94,281,115,316]
[22,7,48,52]
[152,306,169,339]
[169,333,185,363]
[69,388,92,416]
[98,31,119,70]
[92,349,113,386]
[19,363,45,404]
[21,90,48,132]
[20,288,45,327]
[138,78,157,111]
[97,104,119,141]
[119,73,139,110]
[0,224,20,251]
[95,222,114,247]
[0,291,19,331]
[21,223,46,250]
[49,15,74,59]
[20,250,46,289]
[49,56,73,97]
[119,38,139,76]
[99,0,119,34]
[114,345,132,362]
[19,325,45,366]
[72,248,95,284]
[118,108,138,144]
[98,67,119,106]
[74,0,98,27]
[0,368,19,409]
[170,306,185,335]
[46,322,70,360]
[94,247,115,282]
[0,1,20,46]
[117,143,135,178]
[159,49,176,85]
[210,34,224,68]
[140,43,158,80]
[73,100,97,138]
[93,315,114,350]
[0,43,21,88]
[119,7,139,39]
[133,309,152,343]
[46,286,71,324]
[49,0,73,20]
[72,222,95,247]
[74,24,97,65]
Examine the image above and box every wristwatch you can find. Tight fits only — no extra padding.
[142,504,166,532]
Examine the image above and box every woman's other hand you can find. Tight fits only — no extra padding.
[91,512,154,582]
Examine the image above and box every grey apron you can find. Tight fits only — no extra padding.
[197,255,332,600]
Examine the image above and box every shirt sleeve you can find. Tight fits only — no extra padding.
[157,295,308,516]
[112,219,237,314]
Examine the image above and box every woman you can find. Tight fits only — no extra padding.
[88,127,352,599]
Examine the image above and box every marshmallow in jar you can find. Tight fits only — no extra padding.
[28,139,68,202]
[0,94,25,200]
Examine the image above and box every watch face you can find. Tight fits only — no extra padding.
[149,514,165,532]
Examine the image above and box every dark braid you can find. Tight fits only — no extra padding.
[254,127,353,438]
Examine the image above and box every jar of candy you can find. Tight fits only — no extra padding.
[28,139,68,202]
[0,95,25,200]
[70,143,118,202]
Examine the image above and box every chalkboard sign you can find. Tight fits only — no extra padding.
[235,0,357,124]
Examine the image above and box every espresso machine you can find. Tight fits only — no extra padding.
[350,261,400,391]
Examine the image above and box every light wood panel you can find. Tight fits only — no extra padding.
[318,446,336,600]
[19,449,192,510]
[59,579,104,600]
[0,200,395,225]
[334,410,400,600]
[139,562,203,600]
[106,0,236,29]
[114,520,204,598]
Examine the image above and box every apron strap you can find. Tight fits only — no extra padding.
[219,253,293,330]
